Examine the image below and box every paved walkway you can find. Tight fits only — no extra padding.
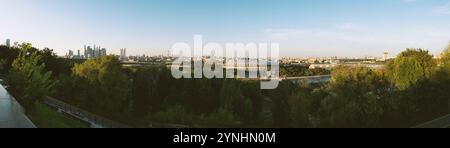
[0,84,35,128]
[414,114,450,128]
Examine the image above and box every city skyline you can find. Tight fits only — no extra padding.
[1,0,450,57]
[2,38,395,59]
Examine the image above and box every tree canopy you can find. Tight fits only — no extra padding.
[386,48,436,90]
[2,42,449,128]
[440,44,450,73]
[7,43,56,109]
[72,56,131,119]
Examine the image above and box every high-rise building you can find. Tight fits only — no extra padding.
[83,44,107,59]
[6,39,10,48]
[383,52,389,61]
[120,48,127,61]
[68,50,74,58]
[100,48,107,56]
[88,46,92,58]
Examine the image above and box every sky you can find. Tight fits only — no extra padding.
[1,0,450,57]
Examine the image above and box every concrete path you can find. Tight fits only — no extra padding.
[0,84,35,128]
[414,114,450,128]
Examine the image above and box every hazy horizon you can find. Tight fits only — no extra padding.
[1,0,450,57]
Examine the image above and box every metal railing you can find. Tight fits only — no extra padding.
[44,97,130,128]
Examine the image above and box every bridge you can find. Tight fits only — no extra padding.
[121,61,167,67]
[284,75,332,84]
[238,75,332,84]
[0,82,35,128]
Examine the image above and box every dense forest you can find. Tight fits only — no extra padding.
[1,43,449,128]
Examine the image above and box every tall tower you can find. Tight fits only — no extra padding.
[383,52,389,61]
[6,39,10,48]
[124,48,126,58]
[68,50,74,58]
[120,49,123,60]
[120,48,127,61]
[84,45,87,59]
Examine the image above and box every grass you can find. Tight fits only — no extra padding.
[28,102,90,128]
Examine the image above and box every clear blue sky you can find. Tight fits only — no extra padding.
[1,0,450,57]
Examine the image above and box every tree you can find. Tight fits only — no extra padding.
[310,66,389,127]
[218,79,242,124]
[288,82,314,128]
[7,43,56,109]
[72,56,131,119]
[386,48,436,90]
[431,44,450,84]
[131,67,173,115]
[439,44,450,73]
[39,48,73,77]
[384,48,448,126]
[0,59,5,73]
[267,81,293,128]
[0,45,19,74]
[435,43,450,114]
[280,65,330,77]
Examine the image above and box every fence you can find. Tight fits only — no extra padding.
[44,97,131,128]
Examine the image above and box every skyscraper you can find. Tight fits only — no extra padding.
[6,39,10,48]
[77,50,81,58]
[83,44,107,59]
[120,48,127,61]
[68,50,74,58]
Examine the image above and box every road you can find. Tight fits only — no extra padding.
[0,83,35,128]
[414,114,450,128]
